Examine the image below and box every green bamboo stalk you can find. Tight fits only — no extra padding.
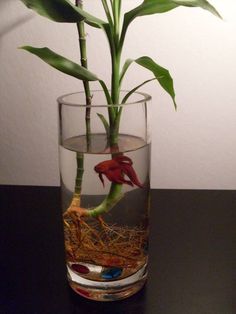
[90,1,123,217]
[76,0,92,149]
[72,1,124,218]
[71,0,91,205]
[110,34,121,144]
[106,6,123,212]
[75,2,123,218]
[74,152,84,203]
[87,183,123,217]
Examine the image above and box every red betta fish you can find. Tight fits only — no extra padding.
[94,155,143,188]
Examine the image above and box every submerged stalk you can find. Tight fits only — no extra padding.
[87,183,123,217]
[72,152,84,207]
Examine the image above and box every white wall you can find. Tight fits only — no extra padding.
[0,0,236,189]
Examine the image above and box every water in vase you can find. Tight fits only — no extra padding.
[60,133,150,300]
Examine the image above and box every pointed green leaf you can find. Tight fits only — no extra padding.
[20,46,99,81]
[135,56,177,109]
[120,59,133,84]
[97,113,110,137]
[121,0,221,47]
[122,78,155,104]
[172,0,222,18]
[20,0,106,28]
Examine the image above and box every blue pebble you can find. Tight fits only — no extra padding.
[101,267,122,280]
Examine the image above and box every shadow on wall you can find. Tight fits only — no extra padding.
[0,0,34,39]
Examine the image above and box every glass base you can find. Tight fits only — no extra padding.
[67,264,148,301]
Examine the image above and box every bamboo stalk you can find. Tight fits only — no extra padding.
[86,1,124,217]
[71,0,91,204]
[68,2,125,218]
[76,0,92,149]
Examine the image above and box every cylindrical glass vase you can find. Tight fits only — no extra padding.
[58,90,151,301]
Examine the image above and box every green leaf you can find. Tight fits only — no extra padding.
[120,59,133,85]
[20,46,99,81]
[98,80,115,124]
[135,56,177,109]
[172,0,222,18]
[20,0,106,28]
[122,78,155,104]
[97,113,110,137]
[121,0,221,47]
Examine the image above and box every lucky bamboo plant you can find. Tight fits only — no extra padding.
[20,0,221,219]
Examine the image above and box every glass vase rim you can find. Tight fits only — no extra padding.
[57,90,151,108]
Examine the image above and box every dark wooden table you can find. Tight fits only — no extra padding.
[0,186,234,314]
